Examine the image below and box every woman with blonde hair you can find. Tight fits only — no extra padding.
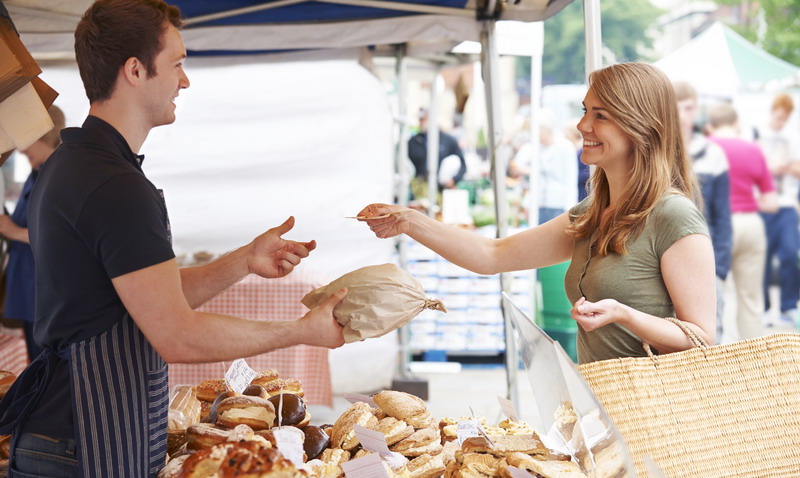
[358,62,716,363]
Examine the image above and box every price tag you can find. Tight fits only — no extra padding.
[225,359,258,394]
[506,466,535,478]
[497,396,519,422]
[344,393,378,408]
[341,452,390,478]
[456,419,480,446]
[272,427,305,467]
[354,424,392,457]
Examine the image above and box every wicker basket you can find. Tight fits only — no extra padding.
[578,331,800,477]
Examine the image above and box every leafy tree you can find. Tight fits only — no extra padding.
[516,0,663,85]
[715,0,800,66]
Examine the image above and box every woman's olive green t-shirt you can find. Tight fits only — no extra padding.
[564,195,709,364]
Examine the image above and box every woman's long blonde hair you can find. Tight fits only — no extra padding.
[567,62,700,255]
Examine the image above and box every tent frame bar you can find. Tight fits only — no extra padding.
[183,0,475,26]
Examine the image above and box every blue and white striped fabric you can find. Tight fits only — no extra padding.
[69,314,168,477]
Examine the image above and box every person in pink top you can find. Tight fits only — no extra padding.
[707,102,778,340]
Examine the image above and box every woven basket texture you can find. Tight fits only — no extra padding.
[578,333,800,477]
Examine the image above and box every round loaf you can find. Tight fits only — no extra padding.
[262,378,304,397]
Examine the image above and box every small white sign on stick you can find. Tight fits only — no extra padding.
[341,452,390,478]
[224,359,258,394]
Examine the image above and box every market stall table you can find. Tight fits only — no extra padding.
[167,269,333,406]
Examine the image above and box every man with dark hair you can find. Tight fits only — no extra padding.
[407,108,467,200]
[0,1,347,475]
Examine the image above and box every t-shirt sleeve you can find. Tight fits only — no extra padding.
[653,195,709,258]
[77,173,175,278]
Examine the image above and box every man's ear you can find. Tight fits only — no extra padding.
[120,57,145,86]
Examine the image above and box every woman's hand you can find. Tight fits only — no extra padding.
[247,216,316,279]
[356,203,411,239]
[571,297,626,332]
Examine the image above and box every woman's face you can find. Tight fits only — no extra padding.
[577,87,634,172]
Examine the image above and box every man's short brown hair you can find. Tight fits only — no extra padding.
[75,0,182,103]
[772,93,794,115]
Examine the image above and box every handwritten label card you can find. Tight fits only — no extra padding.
[344,393,378,408]
[456,420,480,446]
[272,427,305,467]
[341,452,390,478]
[225,359,257,394]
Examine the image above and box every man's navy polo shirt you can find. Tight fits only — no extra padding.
[25,116,175,439]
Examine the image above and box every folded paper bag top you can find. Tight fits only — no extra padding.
[301,263,446,343]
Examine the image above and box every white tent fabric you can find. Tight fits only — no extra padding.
[38,52,396,280]
[655,22,800,99]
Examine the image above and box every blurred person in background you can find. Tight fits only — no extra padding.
[707,102,778,340]
[673,82,732,341]
[0,105,65,362]
[408,108,467,200]
[755,93,800,327]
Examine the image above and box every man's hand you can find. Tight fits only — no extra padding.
[298,287,348,349]
[246,216,317,279]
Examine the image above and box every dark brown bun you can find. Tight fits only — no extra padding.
[268,393,307,427]
[302,425,330,461]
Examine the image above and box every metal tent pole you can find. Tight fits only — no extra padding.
[394,43,412,379]
[583,0,603,77]
[480,20,518,408]
[426,65,442,217]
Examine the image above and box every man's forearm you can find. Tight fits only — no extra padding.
[179,245,250,308]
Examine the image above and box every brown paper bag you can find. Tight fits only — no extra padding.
[301,263,446,343]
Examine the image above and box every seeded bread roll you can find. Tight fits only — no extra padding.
[250,369,281,387]
[195,378,228,403]
[216,395,276,431]
[262,378,304,398]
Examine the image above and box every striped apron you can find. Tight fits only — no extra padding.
[68,313,169,477]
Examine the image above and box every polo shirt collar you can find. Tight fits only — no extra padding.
[61,115,146,170]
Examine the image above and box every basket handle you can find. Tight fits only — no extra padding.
[643,316,709,358]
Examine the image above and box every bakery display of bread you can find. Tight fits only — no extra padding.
[216,395,276,431]
[162,381,603,478]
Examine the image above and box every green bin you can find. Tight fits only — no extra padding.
[537,261,578,362]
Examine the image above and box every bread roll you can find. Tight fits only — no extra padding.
[216,395,276,431]
[390,427,442,457]
[250,369,280,387]
[407,453,446,478]
[262,378,304,397]
[195,378,228,403]
[373,391,427,420]
[461,435,548,458]
[503,452,587,478]
[377,417,415,446]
